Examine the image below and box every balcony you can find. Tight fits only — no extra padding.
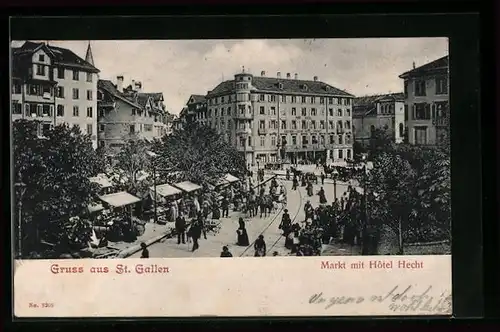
[236,127,252,135]
[258,128,267,135]
[235,112,253,120]
[236,145,253,152]
[433,117,449,127]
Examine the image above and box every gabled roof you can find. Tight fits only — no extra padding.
[206,76,354,98]
[98,79,142,109]
[353,92,405,107]
[140,92,164,102]
[399,55,448,79]
[188,94,206,104]
[14,41,99,73]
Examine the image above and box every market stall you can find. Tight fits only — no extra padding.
[89,173,114,195]
[173,181,203,217]
[98,191,142,240]
[149,183,183,223]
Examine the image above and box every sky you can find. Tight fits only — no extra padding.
[11,38,448,115]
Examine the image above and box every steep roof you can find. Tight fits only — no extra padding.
[14,41,99,73]
[353,92,405,107]
[188,94,206,104]
[399,55,448,79]
[85,41,95,66]
[98,79,142,109]
[139,92,164,102]
[206,76,353,98]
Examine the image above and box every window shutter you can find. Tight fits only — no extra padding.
[412,104,416,120]
[431,104,436,119]
[425,103,431,119]
[50,105,54,117]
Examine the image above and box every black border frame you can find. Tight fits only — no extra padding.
[4,7,487,328]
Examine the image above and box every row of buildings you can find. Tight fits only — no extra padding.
[11,41,174,151]
[176,56,449,165]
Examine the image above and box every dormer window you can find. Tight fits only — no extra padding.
[302,84,308,91]
[325,86,330,91]
[278,83,283,89]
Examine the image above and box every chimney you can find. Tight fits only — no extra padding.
[313,76,318,82]
[412,61,416,69]
[131,79,135,88]
[135,81,142,93]
[261,70,266,77]
[116,75,124,92]
[294,73,298,80]
[277,71,281,78]
[286,73,291,79]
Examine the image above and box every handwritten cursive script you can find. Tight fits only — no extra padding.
[308,285,452,314]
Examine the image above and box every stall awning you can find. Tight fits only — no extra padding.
[89,174,113,188]
[88,203,104,213]
[150,183,182,198]
[224,173,239,183]
[99,191,141,207]
[173,181,202,193]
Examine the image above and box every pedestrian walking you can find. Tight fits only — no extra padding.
[254,235,266,257]
[321,173,325,185]
[221,196,229,218]
[175,213,186,244]
[140,242,149,258]
[236,217,250,246]
[318,187,327,204]
[187,221,202,252]
[292,176,298,190]
[220,246,233,257]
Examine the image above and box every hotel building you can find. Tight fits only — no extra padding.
[11,41,100,148]
[398,56,449,145]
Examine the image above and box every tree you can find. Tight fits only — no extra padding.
[114,139,151,193]
[368,127,395,160]
[13,120,100,256]
[153,122,246,187]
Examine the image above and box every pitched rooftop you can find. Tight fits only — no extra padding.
[399,55,448,79]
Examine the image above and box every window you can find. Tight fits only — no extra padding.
[38,54,45,62]
[338,149,343,159]
[320,120,325,129]
[347,149,351,159]
[260,136,265,146]
[215,109,219,117]
[260,106,265,115]
[73,106,79,117]
[87,90,93,100]
[301,108,307,116]
[413,103,430,120]
[56,86,64,98]
[99,141,105,148]
[278,83,283,90]
[345,121,351,130]
[270,95,276,102]
[337,109,342,117]
[23,104,30,116]
[311,97,316,104]
[399,123,404,138]
[87,124,93,135]
[281,120,287,130]
[99,124,105,132]
[436,77,448,95]
[415,80,426,96]
[311,108,317,116]
[414,126,427,145]
[12,83,21,94]
[131,108,136,116]
[346,109,351,117]
[130,125,135,134]
[145,124,153,132]
[221,96,225,103]
[271,136,276,146]
[292,136,297,145]
[36,64,45,75]
[86,72,92,82]
[329,108,334,117]
[346,99,351,106]
[328,97,333,104]
[42,123,52,136]
[42,104,51,116]
[329,120,334,129]
[320,97,325,104]
[227,108,231,116]
[270,107,276,116]
[346,135,352,144]
[259,120,265,129]
[73,70,79,81]
[301,96,307,103]
[87,107,93,118]
[291,96,297,103]
[337,121,343,131]
[271,120,277,129]
[404,104,408,120]
[58,67,65,79]
[311,136,317,144]
[259,94,265,101]
[72,88,79,99]
[311,121,316,129]
[281,95,286,102]
[57,105,64,116]
[301,120,307,129]
[329,135,335,144]
[404,81,408,98]
[291,107,297,116]
[302,135,308,145]
[292,120,297,129]
[12,102,22,114]
[320,135,325,144]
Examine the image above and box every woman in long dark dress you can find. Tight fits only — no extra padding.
[318,187,327,204]
[254,235,266,257]
[236,217,250,246]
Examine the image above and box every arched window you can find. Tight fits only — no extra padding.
[399,123,404,137]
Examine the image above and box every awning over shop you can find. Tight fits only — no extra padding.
[224,173,239,183]
[150,183,182,198]
[89,173,113,188]
[99,191,141,207]
[88,203,104,213]
[173,181,202,193]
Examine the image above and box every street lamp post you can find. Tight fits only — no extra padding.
[332,169,338,201]
[146,151,158,224]
[15,179,27,259]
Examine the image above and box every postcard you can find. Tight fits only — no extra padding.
[11,37,451,317]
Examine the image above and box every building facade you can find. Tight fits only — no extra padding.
[352,93,405,145]
[11,41,100,148]
[97,76,170,153]
[399,56,449,145]
[186,70,354,165]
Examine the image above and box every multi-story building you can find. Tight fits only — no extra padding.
[97,76,170,153]
[399,56,449,145]
[187,70,354,165]
[11,41,100,148]
[352,93,405,145]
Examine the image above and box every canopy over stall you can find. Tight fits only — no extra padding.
[150,183,182,201]
[88,203,104,213]
[89,173,113,188]
[173,181,202,193]
[224,173,239,183]
[99,191,141,207]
